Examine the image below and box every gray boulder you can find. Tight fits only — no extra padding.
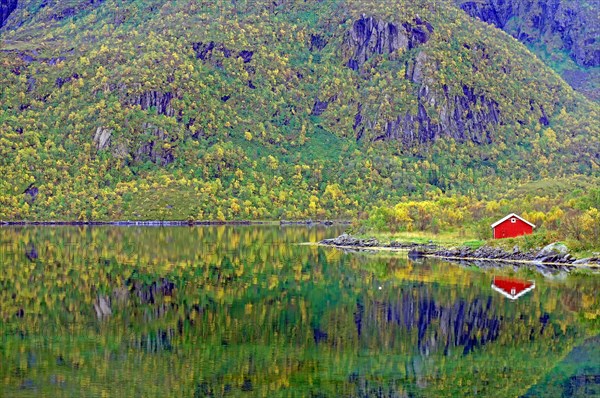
[572,258,591,265]
[536,242,568,259]
[320,234,379,247]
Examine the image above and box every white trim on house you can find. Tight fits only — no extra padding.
[491,281,536,300]
[490,213,536,229]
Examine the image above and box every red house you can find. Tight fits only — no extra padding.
[490,213,535,239]
[491,276,535,300]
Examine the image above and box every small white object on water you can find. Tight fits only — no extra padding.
[378,286,382,290]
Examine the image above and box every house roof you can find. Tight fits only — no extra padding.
[491,277,535,300]
[490,213,536,229]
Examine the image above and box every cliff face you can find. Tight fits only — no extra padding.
[0,0,17,28]
[368,85,501,147]
[342,15,433,70]
[342,16,504,146]
[457,0,600,67]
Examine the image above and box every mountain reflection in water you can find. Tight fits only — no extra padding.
[0,226,598,397]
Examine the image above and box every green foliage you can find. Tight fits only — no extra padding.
[364,180,600,252]
[0,0,598,221]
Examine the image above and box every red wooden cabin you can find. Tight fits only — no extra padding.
[491,276,535,300]
[490,213,535,239]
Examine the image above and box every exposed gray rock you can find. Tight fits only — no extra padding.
[572,258,591,265]
[342,15,432,70]
[389,241,437,250]
[127,91,175,117]
[93,127,112,150]
[134,123,175,166]
[23,183,38,203]
[311,98,330,116]
[409,51,429,84]
[238,50,253,63]
[536,242,569,259]
[353,44,500,147]
[320,233,379,247]
[572,257,600,266]
[432,242,598,267]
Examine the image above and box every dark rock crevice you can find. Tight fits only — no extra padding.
[134,123,177,166]
[193,41,254,64]
[309,34,328,51]
[127,90,175,117]
[0,0,17,28]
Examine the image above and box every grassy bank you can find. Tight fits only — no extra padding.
[352,229,485,249]
[345,228,599,260]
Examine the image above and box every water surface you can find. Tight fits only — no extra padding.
[0,226,598,397]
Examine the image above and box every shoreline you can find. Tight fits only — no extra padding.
[317,234,600,269]
[0,219,351,227]
[317,242,600,268]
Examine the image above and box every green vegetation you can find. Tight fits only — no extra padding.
[0,0,598,222]
[360,183,600,254]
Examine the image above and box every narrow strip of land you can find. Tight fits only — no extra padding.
[317,234,600,269]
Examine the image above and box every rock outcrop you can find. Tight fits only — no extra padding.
[93,127,112,150]
[0,0,17,28]
[23,183,38,203]
[352,72,500,146]
[309,34,328,52]
[193,41,254,64]
[434,244,600,266]
[456,0,600,67]
[134,123,176,166]
[359,84,500,146]
[93,123,176,166]
[341,15,501,147]
[320,233,380,247]
[127,91,175,117]
[342,15,433,70]
[536,242,568,258]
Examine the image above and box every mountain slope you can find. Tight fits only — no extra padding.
[0,0,598,221]
[455,0,600,100]
[456,0,599,67]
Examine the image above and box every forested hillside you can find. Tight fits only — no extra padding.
[0,0,598,221]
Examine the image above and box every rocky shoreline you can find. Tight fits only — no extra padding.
[320,233,438,250]
[320,234,600,267]
[432,244,599,265]
[279,220,350,226]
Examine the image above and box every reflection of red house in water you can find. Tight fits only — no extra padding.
[491,213,536,239]
[491,276,535,300]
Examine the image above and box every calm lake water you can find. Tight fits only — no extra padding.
[0,226,598,397]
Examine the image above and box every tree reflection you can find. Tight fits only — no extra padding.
[0,226,597,397]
